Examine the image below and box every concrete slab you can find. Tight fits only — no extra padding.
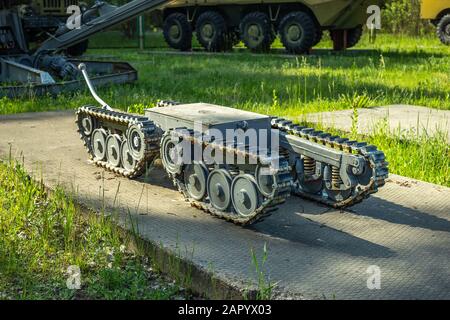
[1,111,449,299]
[306,105,450,142]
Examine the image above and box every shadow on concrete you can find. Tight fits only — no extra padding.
[249,199,396,259]
[350,197,450,233]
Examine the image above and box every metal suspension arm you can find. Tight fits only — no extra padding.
[34,0,170,56]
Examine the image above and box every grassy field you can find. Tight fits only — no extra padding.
[0,160,191,300]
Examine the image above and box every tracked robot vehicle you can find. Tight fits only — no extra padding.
[76,64,388,225]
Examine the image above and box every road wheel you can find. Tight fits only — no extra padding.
[163,12,192,51]
[330,25,363,50]
[278,11,317,54]
[346,25,363,48]
[195,11,228,52]
[240,12,274,52]
[312,28,323,47]
[437,14,450,45]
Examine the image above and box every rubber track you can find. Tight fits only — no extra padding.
[164,128,294,226]
[76,105,161,178]
[271,117,388,208]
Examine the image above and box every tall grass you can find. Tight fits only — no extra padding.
[0,160,184,299]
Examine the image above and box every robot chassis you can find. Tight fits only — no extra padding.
[76,64,388,226]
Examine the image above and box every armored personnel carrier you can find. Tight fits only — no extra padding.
[155,0,385,53]
[76,64,388,225]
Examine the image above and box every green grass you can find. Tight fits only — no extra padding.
[0,160,188,300]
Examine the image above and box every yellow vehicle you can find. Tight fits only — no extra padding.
[421,0,450,45]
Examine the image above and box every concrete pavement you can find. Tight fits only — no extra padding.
[0,111,449,299]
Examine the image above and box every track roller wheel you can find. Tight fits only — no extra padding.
[240,12,274,52]
[184,162,209,200]
[231,174,262,217]
[160,133,183,175]
[106,134,122,168]
[127,124,146,161]
[207,169,232,211]
[195,11,228,52]
[121,140,136,173]
[163,12,193,51]
[278,11,317,54]
[255,164,276,197]
[91,128,107,161]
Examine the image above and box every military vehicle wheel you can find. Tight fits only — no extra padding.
[231,174,261,217]
[255,164,276,197]
[207,169,232,211]
[163,13,192,51]
[346,25,363,48]
[121,140,136,172]
[195,11,228,51]
[184,162,208,200]
[330,25,362,50]
[106,134,122,168]
[79,114,95,136]
[91,128,107,161]
[278,11,317,54]
[66,40,89,57]
[127,124,146,161]
[312,28,323,47]
[160,133,183,175]
[240,12,274,52]
[437,14,450,45]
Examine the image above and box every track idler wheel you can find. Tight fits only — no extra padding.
[207,169,232,211]
[79,114,95,136]
[184,162,209,200]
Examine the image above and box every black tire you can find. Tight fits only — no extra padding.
[163,12,192,51]
[240,12,274,52]
[278,11,317,54]
[346,25,363,48]
[437,14,450,45]
[195,11,228,52]
[65,40,89,57]
[312,28,323,47]
[330,25,363,50]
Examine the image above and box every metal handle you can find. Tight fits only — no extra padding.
[78,63,112,110]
